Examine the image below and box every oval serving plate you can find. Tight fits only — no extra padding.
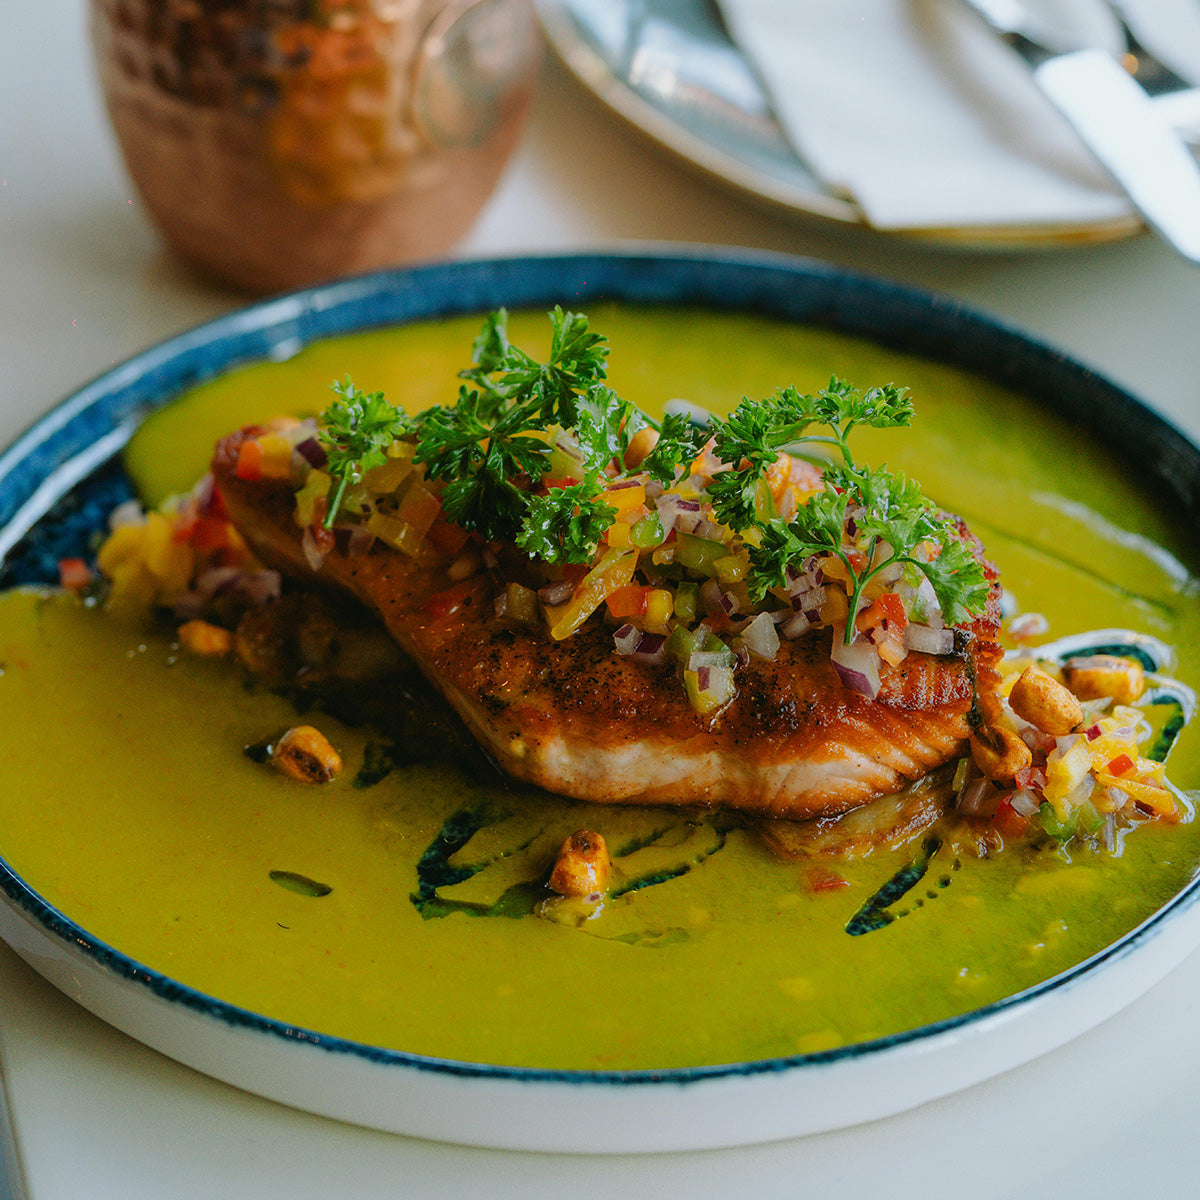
[1,250,1199,1154]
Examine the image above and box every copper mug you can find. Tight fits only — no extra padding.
[90,0,542,293]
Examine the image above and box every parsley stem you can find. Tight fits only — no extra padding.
[323,473,352,529]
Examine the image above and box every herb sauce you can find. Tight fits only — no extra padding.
[1,305,1197,1070]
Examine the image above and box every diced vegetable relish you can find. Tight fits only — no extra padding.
[247,406,972,719]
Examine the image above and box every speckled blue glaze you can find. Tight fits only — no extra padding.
[1,248,1198,1090]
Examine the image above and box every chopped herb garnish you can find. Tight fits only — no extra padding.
[318,378,412,527]
[310,310,988,635]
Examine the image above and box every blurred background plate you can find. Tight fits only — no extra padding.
[537,0,1144,248]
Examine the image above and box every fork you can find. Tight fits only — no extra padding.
[964,0,1200,143]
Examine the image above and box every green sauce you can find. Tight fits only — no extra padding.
[1,304,1198,1070]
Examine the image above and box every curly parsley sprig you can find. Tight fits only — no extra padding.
[706,380,913,529]
[413,308,703,564]
[318,378,413,528]
[748,462,989,641]
[312,314,987,638]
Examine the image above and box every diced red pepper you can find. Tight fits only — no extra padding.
[993,794,1031,838]
[856,590,908,634]
[422,578,487,619]
[606,583,650,620]
[1107,753,1136,777]
[235,438,264,481]
[425,518,469,556]
[57,557,93,591]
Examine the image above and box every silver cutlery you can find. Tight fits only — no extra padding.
[961,0,1200,263]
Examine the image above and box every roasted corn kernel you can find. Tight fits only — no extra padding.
[1009,666,1083,736]
[970,724,1033,783]
[271,725,342,784]
[1062,655,1146,706]
[548,830,612,898]
[176,619,233,656]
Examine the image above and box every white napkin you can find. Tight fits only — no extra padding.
[714,0,1148,230]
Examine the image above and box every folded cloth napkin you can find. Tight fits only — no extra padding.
[714,0,1139,230]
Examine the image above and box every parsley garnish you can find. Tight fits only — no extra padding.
[748,460,989,640]
[310,315,987,638]
[318,378,413,528]
[706,380,913,529]
[413,308,706,564]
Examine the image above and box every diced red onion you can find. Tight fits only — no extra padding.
[741,612,780,661]
[1009,787,1042,817]
[613,623,640,653]
[903,624,954,655]
[613,625,668,665]
[538,580,574,606]
[687,648,734,671]
[554,431,584,461]
[607,477,642,491]
[294,437,327,468]
[830,637,882,700]
[958,776,998,817]
[333,524,374,556]
[791,584,826,615]
[1085,723,1104,741]
[655,494,702,536]
[781,611,811,640]
[692,518,724,541]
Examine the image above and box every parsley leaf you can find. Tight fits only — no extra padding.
[516,481,616,564]
[639,410,709,485]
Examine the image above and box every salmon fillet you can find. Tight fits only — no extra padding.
[213,429,1003,819]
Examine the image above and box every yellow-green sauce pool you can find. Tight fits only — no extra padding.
[0,305,1197,1070]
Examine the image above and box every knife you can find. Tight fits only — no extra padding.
[961,0,1200,263]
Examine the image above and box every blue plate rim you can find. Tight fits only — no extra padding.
[1,245,1198,1088]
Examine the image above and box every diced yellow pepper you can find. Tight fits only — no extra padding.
[1043,738,1093,814]
[365,455,415,495]
[605,483,646,516]
[294,469,332,528]
[546,548,638,640]
[684,665,736,715]
[820,588,849,625]
[255,432,295,480]
[606,522,631,549]
[714,550,749,585]
[141,511,193,593]
[1096,773,1178,819]
[645,588,674,632]
[96,522,146,574]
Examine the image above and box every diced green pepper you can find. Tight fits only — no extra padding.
[630,512,665,549]
[674,532,728,576]
[674,580,700,624]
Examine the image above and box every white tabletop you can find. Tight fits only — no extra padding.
[4,6,1200,1198]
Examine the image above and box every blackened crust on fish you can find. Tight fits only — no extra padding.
[213,428,1003,819]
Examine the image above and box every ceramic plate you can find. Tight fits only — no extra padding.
[536,0,1145,249]
[0,250,1198,1153]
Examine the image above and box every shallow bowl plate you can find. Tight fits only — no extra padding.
[0,249,1197,1153]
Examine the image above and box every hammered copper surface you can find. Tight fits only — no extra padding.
[91,0,541,292]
